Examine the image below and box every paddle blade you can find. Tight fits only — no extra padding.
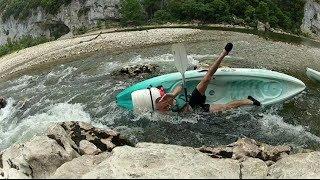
[172,43,189,74]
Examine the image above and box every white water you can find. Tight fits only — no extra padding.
[0,42,319,150]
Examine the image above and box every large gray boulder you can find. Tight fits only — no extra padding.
[1,136,78,178]
[83,143,241,179]
[268,151,320,179]
[52,152,110,179]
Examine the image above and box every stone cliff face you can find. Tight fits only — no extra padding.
[0,0,120,45]
[1,0,320,46]
[301,0,320,37]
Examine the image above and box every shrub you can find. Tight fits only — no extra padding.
[0,36,49,57]
[119,0,146,26]
[152,9,172,23]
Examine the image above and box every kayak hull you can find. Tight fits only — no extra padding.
[116,68,306,110]
[306,68,320,83]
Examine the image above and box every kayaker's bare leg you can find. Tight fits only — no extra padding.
[210,99,253,112]
[196,45,231,95]
[210,96,261,112]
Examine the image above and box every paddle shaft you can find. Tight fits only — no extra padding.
[181,73,188,102]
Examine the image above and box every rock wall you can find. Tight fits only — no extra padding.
[301,0,320,37]
[1,0,320,46]
[0,0,120,45]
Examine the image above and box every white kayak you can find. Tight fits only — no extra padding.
[117,68,306,110]
[306,68,320,82]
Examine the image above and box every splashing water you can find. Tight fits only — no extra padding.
[0,35,320,151]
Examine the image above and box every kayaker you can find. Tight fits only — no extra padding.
[155,43,261,113]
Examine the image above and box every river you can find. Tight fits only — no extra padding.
[0,28,320,151]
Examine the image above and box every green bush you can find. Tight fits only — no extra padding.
[0,0,72,21]
[143,0,164,19]
[73,26,88,35]
[0,36,49,57]
[152,9,172,23]
[244,5,256,23]
[207,0,230,22]
[119,0,146,26]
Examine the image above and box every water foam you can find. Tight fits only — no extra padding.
[0,102,91,150]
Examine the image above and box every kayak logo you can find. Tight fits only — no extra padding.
[221,68,236,72]
[209,90,215,96]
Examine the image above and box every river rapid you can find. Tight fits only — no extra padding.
[0,29,320,151]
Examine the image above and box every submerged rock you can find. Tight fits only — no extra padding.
[111,64,160,77]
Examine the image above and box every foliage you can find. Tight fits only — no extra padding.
[0,0,72,21]
[0,0,308,34]
[141,0,306,34]
[119,0,146,26]
[73,26,88,35]
[153,9,173,23]
[0,36,49,57]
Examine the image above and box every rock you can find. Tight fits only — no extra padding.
[197,146,233,158]
[268,151,320,179]
[198,138,291,162]
[265,160,275,167]
[233,17,246,26]
[232,138,260,160]
[0,168,4,179]
[241,158,268,179]
[47,123,80,157]
[100,138,116,151]
[258,143,292,161]
[301,0,320,37]
[52,152,110,179]
[83,143,241,179]
[5,168,30,179]
[111,64,160,77]
[79,140,101,155]
[257,21,266,31]
[2,136,76,178]
[265,22,271,31]
[58,121,130,152]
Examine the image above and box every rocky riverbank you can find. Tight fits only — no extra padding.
[0,121,319,179]
[0,28,204,81]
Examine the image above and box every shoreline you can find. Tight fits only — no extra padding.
[0,28,203,81]
[0,24,319,82]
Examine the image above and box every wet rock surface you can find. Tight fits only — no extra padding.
[197,137,292,163]
[0,122,320,179]
[0,121,132,179]
[110,64,160,77]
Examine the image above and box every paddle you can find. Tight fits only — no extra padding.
[172,43,189,102]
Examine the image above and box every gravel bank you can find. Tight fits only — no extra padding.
[0,28,203,81]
